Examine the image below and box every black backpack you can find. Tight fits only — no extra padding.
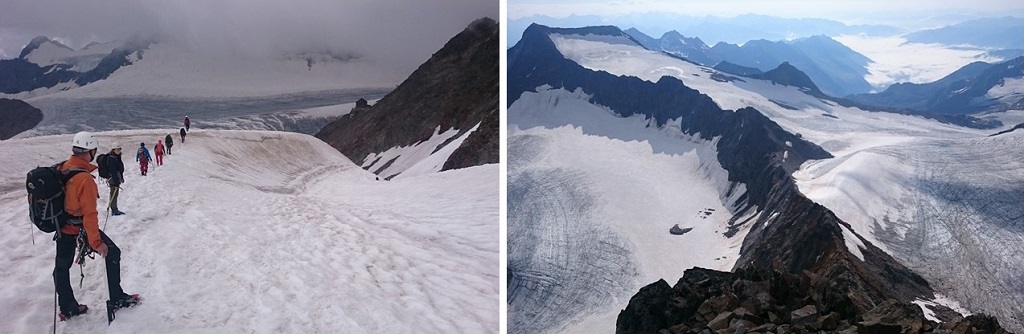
[96,153,110,179]
[26,162,87,234]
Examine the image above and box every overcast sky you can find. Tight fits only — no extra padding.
[510,0,1023,28]
[0,0,497,73]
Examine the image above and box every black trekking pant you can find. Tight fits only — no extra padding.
[54,230,125,313]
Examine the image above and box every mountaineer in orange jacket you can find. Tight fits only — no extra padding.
[55,132,138,320]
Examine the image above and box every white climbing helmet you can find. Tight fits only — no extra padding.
[71,132,99,152]
[111,141,122,150]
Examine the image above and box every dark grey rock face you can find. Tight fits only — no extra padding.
[0,98,43,139]
[315,18,499,176]
[615,268,1011,334]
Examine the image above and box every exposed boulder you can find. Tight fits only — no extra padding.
[670,224,693,235]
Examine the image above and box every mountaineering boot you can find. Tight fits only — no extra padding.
[59,304,88,321]
[111,210,125,216]
[106,293,141,324]
[108,293,140,309]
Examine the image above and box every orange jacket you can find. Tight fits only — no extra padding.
[59,155,102,250]
[155,140,164,155]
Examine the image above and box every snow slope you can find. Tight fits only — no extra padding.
[361,123,482,180]
[508,87,750,333]
[0,130,498,333]
[541,32,1024,331]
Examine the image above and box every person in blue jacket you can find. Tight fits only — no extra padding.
[136,142,152,176]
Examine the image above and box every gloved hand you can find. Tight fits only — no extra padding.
[94,243,109,258]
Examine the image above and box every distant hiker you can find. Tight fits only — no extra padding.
[164,134,173,155]
[154,140,165,166]
[184,116,190,131]
[136,143,152,176]
[54,132,139,320]
[179,128,186,144]
[104,142,126,216]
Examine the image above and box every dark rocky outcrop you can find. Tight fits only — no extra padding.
[751,61,824,97]
[0,98,43,140]
[315,17,498,177]
[670,224,693,235]
[713,61,763,77]
[615,268,1010,334]
[990,122,1024,137]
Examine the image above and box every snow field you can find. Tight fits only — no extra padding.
[0,129,498,333]
[508,87,750,333]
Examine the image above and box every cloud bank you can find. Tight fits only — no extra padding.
[0,0,497,76]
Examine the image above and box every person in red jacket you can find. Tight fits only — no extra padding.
[55,132,139,320]
[154,140,165,166]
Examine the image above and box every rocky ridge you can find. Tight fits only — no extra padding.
[616,267,1010,334]
[315,17,498,178]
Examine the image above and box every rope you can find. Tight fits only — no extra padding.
[74,230,94,289]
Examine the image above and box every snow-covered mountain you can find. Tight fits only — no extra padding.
[19,36,121,72]
[622,28,873,96]
[508,23,1024,333]
[317,18,499,180]
[0,37,150,96]
[0,129,498,333]
[509,14,902,47]
[846,56,1024,115]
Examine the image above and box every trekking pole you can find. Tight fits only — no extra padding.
[104,187,118,229]
[52,290,57,334]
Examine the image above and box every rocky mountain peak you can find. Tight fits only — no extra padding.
[315,17,498,179]
[18,35,74,59]
[753,61,823,95]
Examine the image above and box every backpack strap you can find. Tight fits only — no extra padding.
[53,161,89,182]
